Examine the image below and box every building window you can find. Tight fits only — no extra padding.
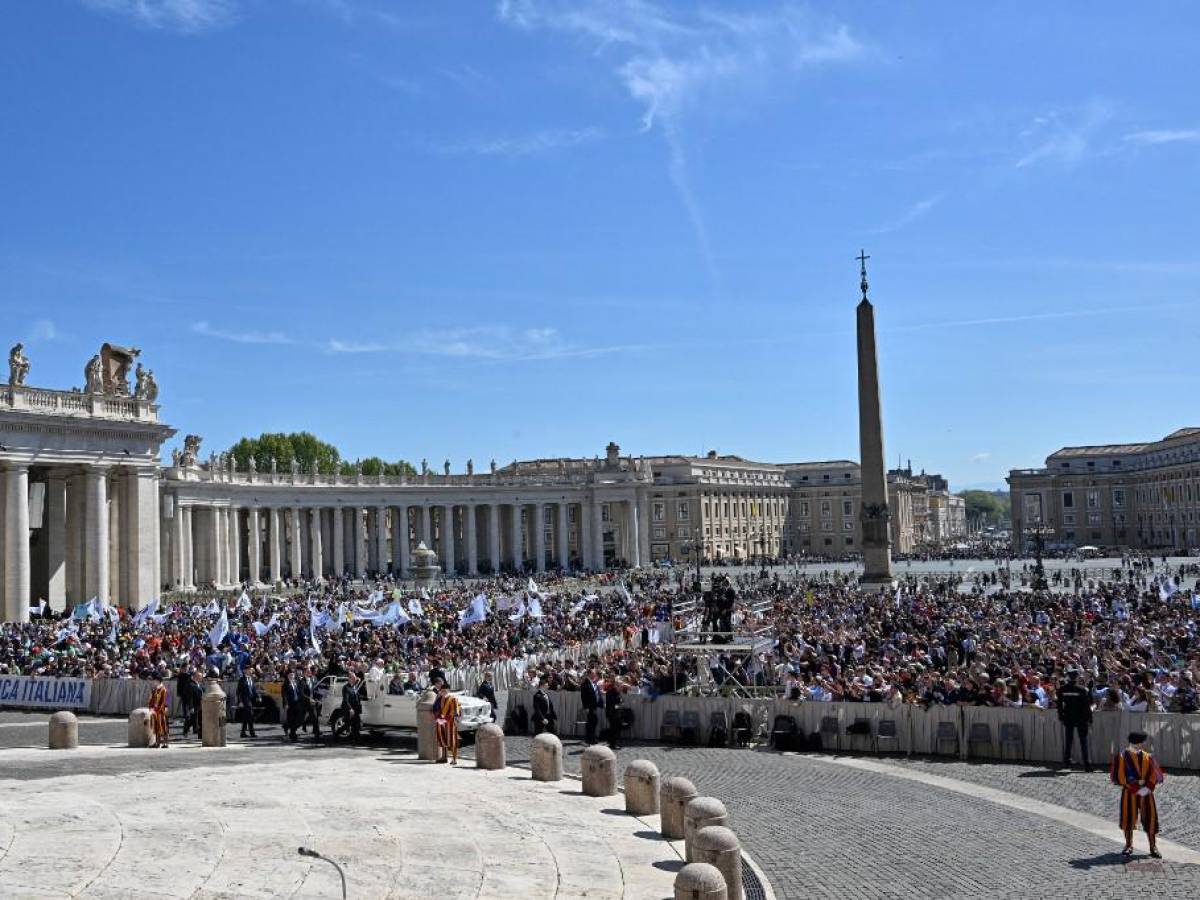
[652,526,666,540]
[821,500,831,515]
[1087,490,1099,509]
[845,538,854,546]
[1113,489,1124,508]
[1088,513,1102,526]
[800,522,810,533]
[1063,514,1075,525]
[601,503,610,522]
[842,521,854,531]
[821,520,833,532]
[824,537,833,546]
[652,502,665,522]
[678,501,690,521]
[678,525,690,539]
[842,500,853,516]
[568,506,577,524]
[1063,492,1074,509]
[799,501,809,517]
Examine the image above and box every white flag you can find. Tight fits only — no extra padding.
[509,601,526,622]
[133,597,160,627]
[458,594,489,630]
[236,590,252,611]
[208,608,229,648]
[408,597,424,617]
[204,598,221,615]
[527,596,544,619]
[252,614,278,637]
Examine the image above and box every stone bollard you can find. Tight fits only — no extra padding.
[624,759,660,816]
[201,680,227,748]
[475,723,506,770]
[530,732,563,781]
[581,744,618,797]
[674,862,728,900]
[660,776,698,840]
[684,797,729,862]
[693,826,743,900]
[128,708,154,748]
[48,711,78,750]
[417,690,439,761]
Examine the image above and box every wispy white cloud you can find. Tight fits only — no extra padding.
[28,319,58,342]
[1015,101,1113,168]
[191,321,294,345]
[498,1,866,288]
[432,126,605,157]
[869,193,944,234]
[970,452,991,463]
[326,325,645,362]
[1124,128,1200,146]
[81,0,237,33]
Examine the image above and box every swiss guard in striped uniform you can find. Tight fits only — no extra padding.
[434,683,461,765]
[1110,731,1163,858]
[148,676,170,749]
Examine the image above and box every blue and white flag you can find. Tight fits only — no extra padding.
[73,597,102,622]
[571,596,588,614]
[208,608,229,648]
[236,590,252,611]
[132,597,159,627]
[508,601,526,622]
[204,598,221,615]
[377,601,411,627]
[408,596,423,617]
[458,594,489,630]
[1192,594,1200,610]
[527,596,544,619]
[308,612,322,654]
[527,577,544,597]
[619,580,633,604]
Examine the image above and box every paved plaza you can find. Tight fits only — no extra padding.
[1,711,1197,898]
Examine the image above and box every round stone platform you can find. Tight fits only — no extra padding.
[0,746,679,899]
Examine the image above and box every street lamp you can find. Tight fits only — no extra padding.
[1025,519,1052,591]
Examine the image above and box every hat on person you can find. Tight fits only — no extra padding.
[1128,731,1148,745]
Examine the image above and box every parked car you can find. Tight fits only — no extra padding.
[317,676,492,740]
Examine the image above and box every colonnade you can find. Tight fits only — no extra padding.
[163,495,649,589]
[0,463,159,621]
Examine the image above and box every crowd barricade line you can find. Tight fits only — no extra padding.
[502,690,1200,770]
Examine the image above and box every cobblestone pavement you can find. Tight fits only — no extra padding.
[465,736,1200,900]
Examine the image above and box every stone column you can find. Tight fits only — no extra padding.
[509,503,523,572]
[398,508,412,578]
[534,502,547,573]
[182,505,194,589]
[355,507,367,579]
[66,475,84,602]
[171,494,185,590]
[45,474,67,607]
[637,489,651,569]
[591,498,605,571]
[556,501,569,570]
[420,505,432,546]
[228,506,241,587]
[84,465,109,604]
[626,496,641,568]
[465,504,478,575]
[332,507,344,577]
[4,464,30,622]
[310,508,324,582]
[488,503,501,574]
[268,508,282,584]
[108,471,121,603]
[365,508,378,573]
[289,507,302,580]
[442,504,455,575]
[376,505,388,575]
[210,506,223,587]
[580,500,593,569]
[247,507,262,584]
[125,470,159,609]
[856,264,894,586]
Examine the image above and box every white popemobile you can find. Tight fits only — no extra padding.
[318,675,493,740]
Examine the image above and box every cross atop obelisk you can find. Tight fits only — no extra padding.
[855,249,894,588]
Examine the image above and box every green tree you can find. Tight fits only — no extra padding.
[957,489,1011,526]
[230,432,341,474]
[338,456,418,477]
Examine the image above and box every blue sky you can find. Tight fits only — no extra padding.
[1,1,1197,490]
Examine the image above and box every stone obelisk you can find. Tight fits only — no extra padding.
[855,250,894,587]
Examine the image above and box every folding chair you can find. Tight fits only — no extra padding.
[999,722,1024,761]
[935,720,959,756]
[680,711,702,745]
[819,715,840,752]
[660,709,681,744]
[876,718,900,754]
[731,710,753,747]
[708,711,730,747]
[967,722,993,759]
[846,716,874,753]
[770,715,799,751]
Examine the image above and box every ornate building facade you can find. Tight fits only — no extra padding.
[1007,427,1200,550]
[0,344,962,620]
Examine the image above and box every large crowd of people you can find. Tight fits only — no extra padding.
[1,559,1197,721]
